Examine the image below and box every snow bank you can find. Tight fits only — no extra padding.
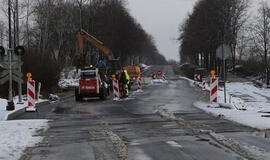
[0,96,48,121]
[182,74,270,130]
[194,101,270,130]
[145,74,270,129]
[58,79,79,88]
[140,64,150,70]
[58,68,79,88]
[0,120,48,160]
[151,79,168,84]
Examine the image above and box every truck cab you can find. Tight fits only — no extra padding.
[75,67,109,101]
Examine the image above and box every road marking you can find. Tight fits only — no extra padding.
[166,141,183,148]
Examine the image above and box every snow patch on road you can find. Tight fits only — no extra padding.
[151,79,168,85]
[166,141,183,148]
[154,105,177,121]
[0,120,48,160]
[105,130,127,160]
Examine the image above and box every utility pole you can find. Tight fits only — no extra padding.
[15,0,23,103]
[79,0,83,29]
[7,0,14,110]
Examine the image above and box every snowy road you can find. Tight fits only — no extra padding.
[15,65,270,160]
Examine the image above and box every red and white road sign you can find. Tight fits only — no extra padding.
[26,80,36,112]
[151,72,156,79]
[194,73,200,81]
[202,78,206,89]
[210,78,218,104]
[137,76,142,90]
[162,73,166,81]
[113,79,120,100]
[157,70,162,77]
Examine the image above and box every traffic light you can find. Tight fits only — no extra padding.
[14,46,25,56]
[0,46,5,57]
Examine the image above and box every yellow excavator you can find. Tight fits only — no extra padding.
[75,29,121,77]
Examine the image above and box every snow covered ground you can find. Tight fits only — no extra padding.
[0,96,48,121]
[181,76,270,130]
[58,67,79,89]
[0,119,48,160]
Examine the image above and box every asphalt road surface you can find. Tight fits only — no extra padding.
[17,65,270,160]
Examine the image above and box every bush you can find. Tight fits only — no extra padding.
[237,59,265,76]
[22,51,61,94]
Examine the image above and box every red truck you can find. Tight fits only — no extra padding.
[75,67,109,101]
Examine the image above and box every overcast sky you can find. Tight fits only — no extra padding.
[127,0,198,61]
[127,0,263,62]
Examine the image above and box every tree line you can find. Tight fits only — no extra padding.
[178,0,270,86]
[0,0,167,95]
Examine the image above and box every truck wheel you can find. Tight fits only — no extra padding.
[75,88,82,101]
[100,89,107,100]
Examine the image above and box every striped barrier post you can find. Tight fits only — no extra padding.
[194,73,200,81]
[202,78,206,89]
[138,76,142,90]
[210,77,218,104]
[151,73,156,80]
[113,79,120,100]
[26,79,36,112]
[162,73,166,81]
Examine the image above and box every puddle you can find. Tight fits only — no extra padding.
[77,111,93,115]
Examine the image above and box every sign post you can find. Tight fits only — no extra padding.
[0,45,25,110]
[216,44,231,103]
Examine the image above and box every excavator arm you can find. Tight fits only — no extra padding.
[76,29,114,60]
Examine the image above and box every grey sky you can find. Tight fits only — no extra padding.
[127,0,198,61]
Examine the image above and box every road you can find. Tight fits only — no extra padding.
[18,65,270,160]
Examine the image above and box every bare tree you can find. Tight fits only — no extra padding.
[251,2,270,86]
[0,21,5,46]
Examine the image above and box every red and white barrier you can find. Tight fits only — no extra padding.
[202,78,206,89]
[26,80,36,112]
[137,76,142,90]
[194,73,200,81]
[113,79,120,100]
[210,77,218,104]
[162,73,166,81]
[151,73,156,79]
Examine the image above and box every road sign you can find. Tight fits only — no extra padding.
[0,75,9,84]
[12,75,24,83]
[0,61,24,84]
[0,61,23,69]
[216,44,231,60]
[0,69,22,78]
[157,70,162,76]
[0,70,9,78]
[12,61,23,69]
[0,74,24,84]
[13,70,23,78]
